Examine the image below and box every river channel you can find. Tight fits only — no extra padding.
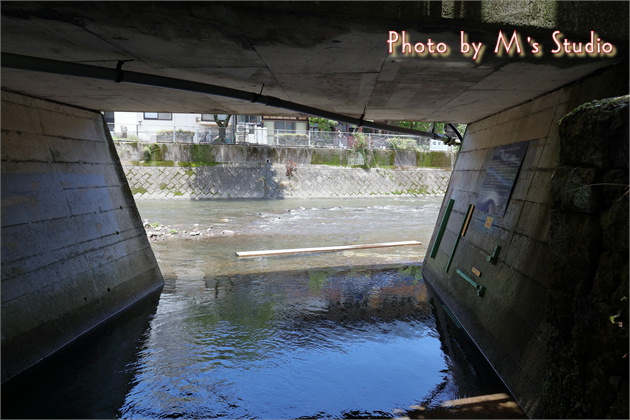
[140,196,443,277]
[2,197,511,419]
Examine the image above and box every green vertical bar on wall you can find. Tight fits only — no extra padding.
[430,198,454,258]
[445,203,474,273]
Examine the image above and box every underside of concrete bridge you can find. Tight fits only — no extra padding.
[1,1,628,419]
[1,1,627,122]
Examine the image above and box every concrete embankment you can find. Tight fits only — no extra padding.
[1,91,164,383]
[114,142,455,199]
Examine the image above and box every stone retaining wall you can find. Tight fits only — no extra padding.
[114,142,456,169]
[122,163,452,199]
[115,142,454,199]
[544,95,628,419]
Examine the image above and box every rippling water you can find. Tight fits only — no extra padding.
[2,197,509,419]
[138,197,445,276]
[119,266,453,419]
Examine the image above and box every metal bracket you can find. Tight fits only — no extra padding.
[456,269,486,297]
[445,204,475,272]
[114,59,134,83]
[430,198,454,258]
[486,245,501,265]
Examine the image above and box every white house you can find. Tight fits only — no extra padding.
[110,112,218,142]
[108,111,455,150]
[109,112,310,144]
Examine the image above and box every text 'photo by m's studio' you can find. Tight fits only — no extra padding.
[387,30,617,63]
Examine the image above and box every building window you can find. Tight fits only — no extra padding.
[103,111,115,131]
[237,115,261,124]
[275,121,296,131]
[201,114,214,121]
[144,112,172,120]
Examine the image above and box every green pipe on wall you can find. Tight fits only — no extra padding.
[445,203,474,272]
[456,269,486,297]
[429,198,454,259]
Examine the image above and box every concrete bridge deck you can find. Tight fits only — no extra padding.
[1,2,627,122]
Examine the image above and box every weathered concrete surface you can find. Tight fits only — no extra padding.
[1,91,164,383]
[422,63,627,418]
[121,164,452,200]
[544,95,628,419]
[114,142,455,169]
[1,2,627,122]
[113,142,453,199]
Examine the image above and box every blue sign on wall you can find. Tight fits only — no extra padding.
[475,141,529,216]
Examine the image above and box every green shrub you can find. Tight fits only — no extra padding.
[352,132,369,154]
[387,137,419,150]
[143,143,162,161]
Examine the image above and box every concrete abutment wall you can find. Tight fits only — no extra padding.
[422,63,628,418]
[1,91,164,383]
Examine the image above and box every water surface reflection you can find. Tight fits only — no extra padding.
[2,197,512,419]
[119,266,460,419]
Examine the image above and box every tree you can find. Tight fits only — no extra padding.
[213,114,232,143]
[393,121,436,132]
[393,121,467,137]
[308,117,338,132]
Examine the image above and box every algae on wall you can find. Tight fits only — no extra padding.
[416,151,454,168]
[188,143,216,166]
[311,148,344,166]
[143,144,163,161]
[114,142,456,170]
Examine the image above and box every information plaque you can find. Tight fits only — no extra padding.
[475,141,529,216]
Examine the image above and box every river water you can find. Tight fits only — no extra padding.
[2,197,511,419]
[139,197,443,277]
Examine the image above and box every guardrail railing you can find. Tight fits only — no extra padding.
[112,127,455,151]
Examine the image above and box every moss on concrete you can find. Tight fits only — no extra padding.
[551,167,601,214]
[136,160,175,167]
[390,187,430,196]
[178,161,219,168]
[417,151,453,167]
[116,141,455,169]
[311,149,343,166]
[189,143,216,166]
[143,143,162,161]
[368,149,391,167]
[131,186,147,195]
[558,95,629,169]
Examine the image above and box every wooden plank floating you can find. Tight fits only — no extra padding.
[236,240,422,258]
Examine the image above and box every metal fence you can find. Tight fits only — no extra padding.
[272,130,433,150]
[112,126,446,151]
[111,126,236,144]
